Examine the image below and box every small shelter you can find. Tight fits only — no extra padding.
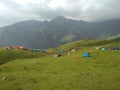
[4,46,12,50]
[82,52,90,57]
[96,46,103,49]
[59,50,65,53]
[109,47,120,50]
[30,49,40,52]
[101,47,106,50]
[54,54,62,57]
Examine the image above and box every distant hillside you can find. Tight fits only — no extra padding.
[58,37,120,51]
[0,16,120,48]
[107,34,120,40]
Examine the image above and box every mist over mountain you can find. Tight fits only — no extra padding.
[0,27,3,34]
[0,27,2,30]
[0,16,120,48]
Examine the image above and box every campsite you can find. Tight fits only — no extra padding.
[0,0,120,90]
[0,38,120,90]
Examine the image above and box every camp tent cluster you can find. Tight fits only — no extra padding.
[4,46,28,50]
[4,46,46,52]
[96,46,106,50]
[96,46,120,50]
[109,47,120,50]
[4,45,120,58]
[54,46,120,58]
[30,48,46,52]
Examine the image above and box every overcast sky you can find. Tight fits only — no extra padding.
[0,0,120,27]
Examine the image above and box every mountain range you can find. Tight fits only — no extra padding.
[0,16,120,48]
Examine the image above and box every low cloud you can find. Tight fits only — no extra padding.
[0,0,120,26]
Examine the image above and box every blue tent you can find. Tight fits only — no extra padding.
[82,52,90,57]
[30,48,40,52]
[101,48,106,50]
[59,50,65,53]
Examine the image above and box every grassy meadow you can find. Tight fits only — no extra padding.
[0,38,120,90]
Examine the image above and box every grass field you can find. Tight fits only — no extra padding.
[0,38,120,90]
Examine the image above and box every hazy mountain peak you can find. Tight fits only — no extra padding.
[0,18,120,48]
[51,16,67,22]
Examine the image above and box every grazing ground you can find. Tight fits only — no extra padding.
[0,38,120,90]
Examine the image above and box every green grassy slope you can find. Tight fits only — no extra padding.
[0,38,120,90]
[0,48,48,65]
[58,37,120,51]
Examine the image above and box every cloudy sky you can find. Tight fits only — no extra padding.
[0,0,120,27]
